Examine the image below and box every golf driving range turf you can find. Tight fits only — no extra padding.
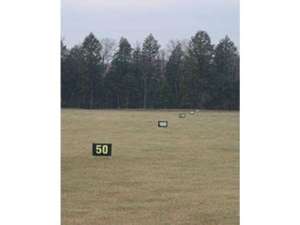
[62,109,239,225]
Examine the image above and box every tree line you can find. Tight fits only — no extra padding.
[61,31,239,110]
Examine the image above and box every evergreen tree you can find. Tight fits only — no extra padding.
[61,40,70,107]
[105,37,132,108]
[61,42,85,107]
[142,34,160,108]
[165,42,184,107]
[66,45,85,107]
[129,46,144,108]
[182,31,214,108]
[213,36,240,109]
[81,33,104,108]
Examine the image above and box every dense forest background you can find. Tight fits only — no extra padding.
[61,31,239,110]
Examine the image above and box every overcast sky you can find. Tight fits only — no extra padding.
[62,0,239,49]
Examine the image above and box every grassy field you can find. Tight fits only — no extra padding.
[62,109,239,225]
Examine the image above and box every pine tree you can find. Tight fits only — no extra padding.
[105,37,132,108]
[213,36,239,109]
[67,45,85,107]
[142,34,160,108]
[182,31,214,108]
[61,40,70,107]
[81,33,103,108]
[130,46,144,108]
[165,42,184,107]
[61,41,85,107]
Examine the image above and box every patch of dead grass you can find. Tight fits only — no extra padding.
[62,109,239,225]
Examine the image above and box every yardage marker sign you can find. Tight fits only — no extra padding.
[92,143,112,156]
[158,121,168,128]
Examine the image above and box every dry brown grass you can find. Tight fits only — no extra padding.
[62,109,239,225]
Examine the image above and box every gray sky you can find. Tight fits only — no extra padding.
[62,0,239,49]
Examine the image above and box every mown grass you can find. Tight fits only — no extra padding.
[62,109,239,225]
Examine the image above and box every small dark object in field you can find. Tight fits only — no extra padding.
[179,113,186,118]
